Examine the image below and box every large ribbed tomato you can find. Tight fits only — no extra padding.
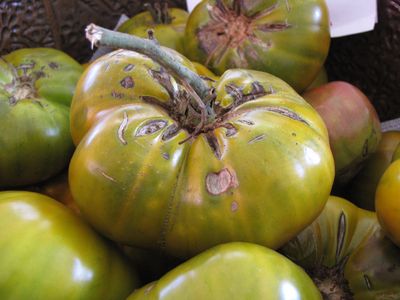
[281,196,400,299]
[184,0,330,92]
[0,48,82,188]
[128,242,322,299]
[69,45,334,258]
[0,191,138,299]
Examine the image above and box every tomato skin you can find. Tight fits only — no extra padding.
[70,49,199,145]
[0,191,139,299]
[375,159,400,247]
[128,242,322,300]
[69,54,334,258]
[345,131,400,210]
[302,81,382,187]
[117,8,189,54]
[281,196,400,299]
[0,48,82,188]
[184,0,330,92]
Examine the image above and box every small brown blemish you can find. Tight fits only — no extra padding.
[206,168,239,196]
[136,119,168,137]
[48,62,59,69]
[362,139,369,157]
[292,132,296,136]
[231,201,239,212]
[120,76,135,89]
[363,274,372,290]
[248,134,266,144]
[162,152,170,160]
[123,64,135,72]
[111,91,124,99]
[237,119,254,125]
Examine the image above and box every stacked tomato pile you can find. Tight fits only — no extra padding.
[1,1,399,299]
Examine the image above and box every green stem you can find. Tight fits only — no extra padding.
[85,23,210,100]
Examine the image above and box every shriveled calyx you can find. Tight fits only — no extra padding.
[198,0,291,66]
[308,261,353,300]
[1,59,42,105]
[144,2,174,24]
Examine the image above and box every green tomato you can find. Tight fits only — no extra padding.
[184,0,330,92]
[0,48,83,188]
[117,5,189,54]
[0,191,139,299]
[128,242,322,300]
[69,48,334,258]
[281,196,400,299]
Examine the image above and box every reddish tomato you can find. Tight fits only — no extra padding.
[302,81,381,187]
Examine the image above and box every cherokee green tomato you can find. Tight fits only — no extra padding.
[128,242,322,300]
[117,6,189,54]
[282,196,400,300]
[69,48,334,258]
[0,48,82,188]
[184,0,330,92]
[0,191,139,299]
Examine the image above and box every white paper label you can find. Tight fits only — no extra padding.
[186,0,378,37]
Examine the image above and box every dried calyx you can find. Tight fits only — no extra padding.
[142,66,272,138]
[308,261,354,300]
[2,59,41,104]
[144,2,173,24]
[85,24,272,139]
[198,0,291,66]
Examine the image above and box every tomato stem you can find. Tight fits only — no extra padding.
[85,24,210,101]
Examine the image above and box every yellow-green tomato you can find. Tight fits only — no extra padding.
[117,6,188,54]
[282,196,400,299]
[345,131,400,210]
[0,191,139,299]
[375,159,400,247]
[70,49,200,145]
[69,61,334,258]
[0,48,83,188]
[184,0,330,92]
[128,242,322,300]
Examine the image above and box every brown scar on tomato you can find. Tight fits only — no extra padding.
[206,168,239,195]
[117,111,129,145]
[362,139,369,157]
[111,91,124,99]
[363,274,372,290]
[120,76,135,89]
[123,64,135,72]
[336,211,347,261]
[135,119,168,137]
[48,62,59,69]
[248,134,266,144]
[237,119,254,125]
